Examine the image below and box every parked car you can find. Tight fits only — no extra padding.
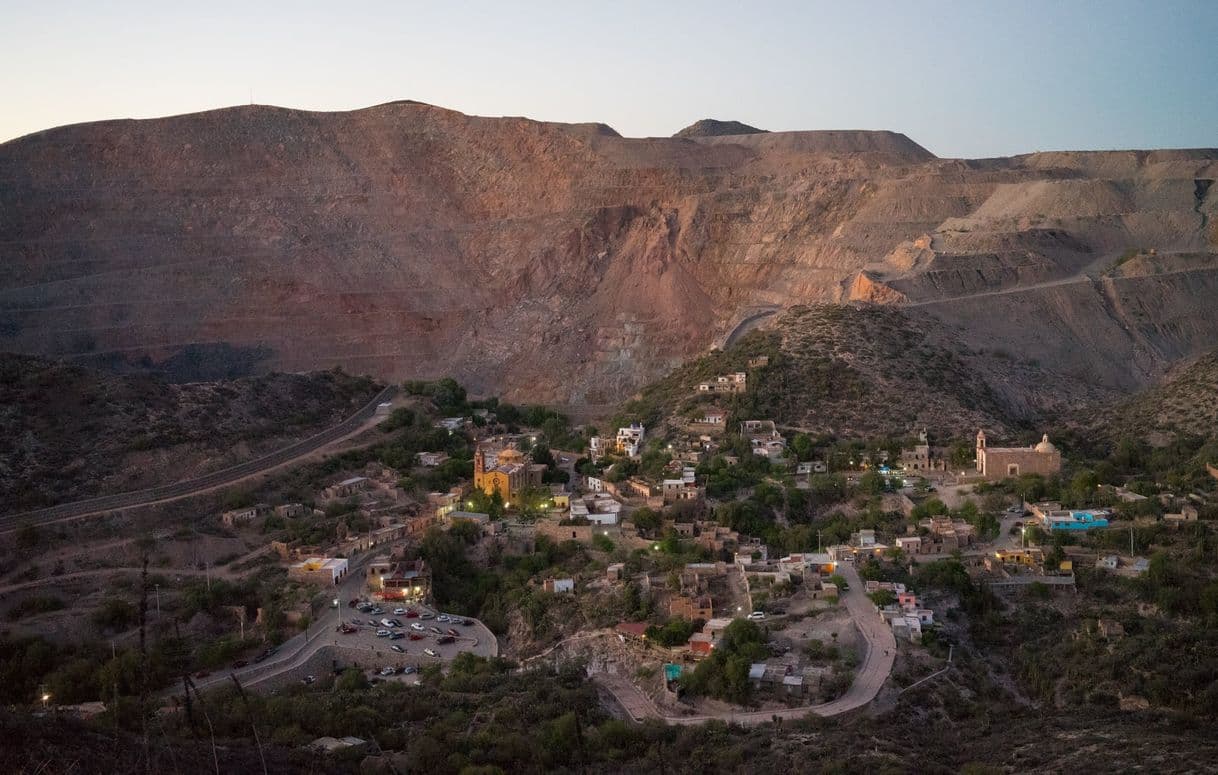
[348,600,359,608]
[389,632,405,640]
[460,619,475,627]
[446,628,459,637]
[376,629,391,638]
[410,623,425,632]
[405,609,419,618]
[747,611,766,620]
[379,667,396,676]
[424,648,439,658]
[391,619,404,627]
[390,644,405,653]
[436,615,450,623]
[428,626,443,635]
[381,618,396,628]
[301,675,316,685]
[409,633,424,641]
[419,613,435,620]
[400,666,417,675]
[393,607,407,615]
[437,635,455,645]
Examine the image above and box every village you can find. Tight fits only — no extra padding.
[182,360,1218,717]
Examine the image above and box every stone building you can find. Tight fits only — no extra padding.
[473,443,545,502]
[975,430,1061,480]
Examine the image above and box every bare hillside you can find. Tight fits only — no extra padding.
[1,102,1215,403]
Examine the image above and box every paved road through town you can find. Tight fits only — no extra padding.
[0,385,398,534]
[183,552,497,696]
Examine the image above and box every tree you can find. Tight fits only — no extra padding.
[430,378,467,413]
[336,667,368,692]
[791,433,814,462]
[868,589,896,607]
[631,507,662,536]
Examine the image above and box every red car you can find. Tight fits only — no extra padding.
[405,609,419,618]
[409,633,424,641]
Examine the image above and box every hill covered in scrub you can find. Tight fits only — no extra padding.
[0,355,380,511]
[1092,349,1218,442]
[615,304,1116,440]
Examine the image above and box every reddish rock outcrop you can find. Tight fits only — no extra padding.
[1,101,1215,401]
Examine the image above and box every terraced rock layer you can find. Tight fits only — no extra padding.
[1,101,1215,402]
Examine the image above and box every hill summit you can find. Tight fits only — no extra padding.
[673,118,767,137]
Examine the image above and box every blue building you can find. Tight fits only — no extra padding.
[1045,511,1109,531]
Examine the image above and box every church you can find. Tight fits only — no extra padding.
[975,430,1061,480]
[473,443,546,502]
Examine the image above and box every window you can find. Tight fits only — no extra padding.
[1007,463,1019,476]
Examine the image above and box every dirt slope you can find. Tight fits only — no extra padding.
[1,101,1215,403]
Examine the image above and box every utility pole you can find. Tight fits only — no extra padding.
[155,584,161,617]
[818,530,822,553]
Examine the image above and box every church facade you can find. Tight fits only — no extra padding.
[473,444,545,502]
[975,430,1062,480]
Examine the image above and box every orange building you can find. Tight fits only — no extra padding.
[473,444,545,502]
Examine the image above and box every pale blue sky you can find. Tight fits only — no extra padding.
[2,0,1215,157]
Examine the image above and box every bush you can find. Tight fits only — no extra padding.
[92,598,137,631]
[6,595,66,622]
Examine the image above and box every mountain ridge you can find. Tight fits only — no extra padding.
[1,100,1215,410]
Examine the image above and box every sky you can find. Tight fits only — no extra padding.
[1,0,1216,157]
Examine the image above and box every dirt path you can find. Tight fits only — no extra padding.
[0,385,398,534]
[903,256,1205,308]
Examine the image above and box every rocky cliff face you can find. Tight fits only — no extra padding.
[1,101,1215,403]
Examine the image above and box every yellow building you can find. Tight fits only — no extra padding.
[473,444,545,502]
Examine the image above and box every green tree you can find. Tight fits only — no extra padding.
[631,507,662,536]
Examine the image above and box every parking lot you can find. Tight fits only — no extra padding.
[325,601,497,674]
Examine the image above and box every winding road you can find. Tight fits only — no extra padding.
[0,385,398,534]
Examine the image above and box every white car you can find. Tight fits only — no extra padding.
[747,611,766,620]
[410,623,425,632]
[423,648,439,658]
[391,644,405,653]
[393,608,407,615]
[379,667,396,676]
[381,618,396,628]
[375,629,391,637]
[435,615,450,623]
